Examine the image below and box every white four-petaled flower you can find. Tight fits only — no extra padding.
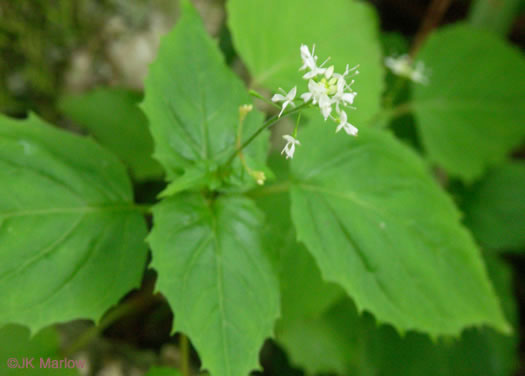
[384,54,428,84]
[272,86,297,117]
[335,110,358,136]
[281,135,300,159]
[299,44,330,79]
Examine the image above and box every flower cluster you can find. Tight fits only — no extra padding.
[384,54,428,84]
[272,44,360,159]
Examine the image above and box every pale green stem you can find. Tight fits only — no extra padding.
[249,89,281,110]
[248,181,291,198]
[225,102,310,165]
[293,112,301,138]
[180,334,191,376]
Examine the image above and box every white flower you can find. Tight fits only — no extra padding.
[299,44,317,70]
[272,86,297,117]
[299,44,317,72]
[281,135,300,159]
[302,80,324,104]
[411,61,428,85]
[385,54,428,84]
[319,94,332,120]
[299,44,329,79]
[332,75,357,112]
[324,65,334,79]
[335,111,358,136]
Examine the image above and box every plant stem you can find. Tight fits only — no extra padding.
[63,293,148,357]
[225,102,310,166]
[249,89,281,110]
[410,0,453,57]
[247,181,291,197]
[180,334,191,376]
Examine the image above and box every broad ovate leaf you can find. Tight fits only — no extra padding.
[148,194,280,376]
[141,0,267,188]
[289,123,509,336]
[278,256,517,376]
[59,88,162,181]
[464,161,525,251]
[0,114,148,333]
[412,23,525,181]
[227,0,383,124]
[254,155,344,325]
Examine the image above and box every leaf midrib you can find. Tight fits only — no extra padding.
[0,204,141,220]
[209,205,233,376]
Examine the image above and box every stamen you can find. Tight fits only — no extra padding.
[319,56,331,68]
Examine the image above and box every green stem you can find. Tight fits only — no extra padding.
[180,334,191,376]
[249,89,281,110]
[248,181,291,198]
[225,102,310,166]
[293,112,301,138]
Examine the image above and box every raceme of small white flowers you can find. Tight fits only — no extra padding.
[272,44,360,159]
[384,54,428,85]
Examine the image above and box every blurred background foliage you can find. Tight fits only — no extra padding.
[1,0,524,375]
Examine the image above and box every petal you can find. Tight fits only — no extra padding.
[272,94,285,102]
[301,92,312,102]
[340,110,347,123]
[288,86,297,100]
[325,65,334,79]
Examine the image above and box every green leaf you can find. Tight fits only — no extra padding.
[158,160,221,198]
[144,366,181,376]
[0,114,148,333]
[469,0,522,36]
[254,155,344,325]
[373,256,518,376]
[148,194,280,376]
[412,23,525,181]
[227,0,384,124]
[59,88,163,181]
[0,324,81,375]
[278,256,517,376]
[289,123,509,336]
[277,313,355,375]
[141,0,268,188]
[464,161,525,251]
